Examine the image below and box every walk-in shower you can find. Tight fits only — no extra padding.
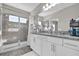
[0,4,31,56]
[2,14,28,45]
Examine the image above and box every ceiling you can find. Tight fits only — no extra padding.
[39,3,76,17]
[5,3,40,12]
[4,3,76,17]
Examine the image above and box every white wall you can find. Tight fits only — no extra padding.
[44,3,79,31]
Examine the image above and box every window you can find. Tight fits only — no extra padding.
[9,15,27,23]
[9,15,19,22]
[20,17,27,23]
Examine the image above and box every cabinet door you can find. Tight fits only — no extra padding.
[63,39,79,56]
[55,44,79,56]
[42,39,51,56]
[35,35,41,55]
[62,47,79,56]
[30,36,36,51]
[55,45,63,56]
[50,43,55,56]
[42,39,54,56]
[30,35,42,55]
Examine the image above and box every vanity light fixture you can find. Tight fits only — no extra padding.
[38,21,41,25]
[46,3,49,7]
[43,3,59,11]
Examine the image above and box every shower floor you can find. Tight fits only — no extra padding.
[0,46,32,56]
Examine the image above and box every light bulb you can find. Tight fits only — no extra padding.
[46,3,49,7]
[43,3,59,11]
[43,6,45,9]
[38,21,41,25]
[51,3,57,7]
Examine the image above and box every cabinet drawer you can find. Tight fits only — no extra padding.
[62,46,79,56]
[47,37,62,45]
[64,39,79,51]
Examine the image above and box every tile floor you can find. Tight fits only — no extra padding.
[0,46,32,56]
[22,51,38,56]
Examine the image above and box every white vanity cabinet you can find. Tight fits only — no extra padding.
[55,44,64,56]
[30,34,79,56]
[35,35,42,55]
[62,39,79,56]
[30,34,37,53]
[61,46,79,56]
[41,36,79,56]
[41,36,63,56]
[42,39,55,56]
[30,34,42,55]
[55,39,79,56]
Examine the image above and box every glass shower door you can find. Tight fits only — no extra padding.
[2,14,19,45]
[2,14,28,45]
[18,17,28,42]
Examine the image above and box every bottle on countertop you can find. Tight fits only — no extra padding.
[70,18,76,27]
[69,18,76,36]
[70,18,75,24]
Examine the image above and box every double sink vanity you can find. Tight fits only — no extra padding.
[29,10,79,56]
[30,32,79,56]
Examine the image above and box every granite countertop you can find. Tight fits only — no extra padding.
[32,32,79,41]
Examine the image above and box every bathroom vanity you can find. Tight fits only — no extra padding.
[30,33,79,56]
